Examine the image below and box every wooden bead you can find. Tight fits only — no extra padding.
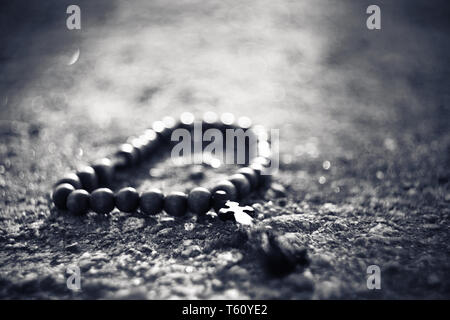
[56,173,82,189]
[251,163,271,187]
[220,112,235,128]
[164,191,188,217]
[66,189,90,215]
[115,187,139,212]
[92,158,114,187]
[237,167,258,189]
[140,189,165,215]
[188,187,212,215]
[111,153,127,169]
[129,137,147,161]
[211,180,237,201]
[250,163,263,178]
[228,173,251,199]
[212,190,231,213]
[90,188,115,214]
[153,118,175,142]
[77,166,98,192]
[52,183,75,210]
[116,143,139,167]
[133,137,150,159]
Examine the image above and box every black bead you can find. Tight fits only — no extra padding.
[212,190,231,213]
[140,189,165,215]
[77,166,98,192]
[228,173,251,199]
[211,180,237,201]
[250,163,263,178]
[250,163,270,187]
[129,137,146,162]
[237,167,258,189]
[187,187,212,215]
[116,143,139,167]
[115,187,139,212]
[90,188,115,214]
[141,129,160,155]
[92,158,114,187]
[52,183,75,210]
[55,173,82,189]
[164,191,188,217]
[66,189,90,215]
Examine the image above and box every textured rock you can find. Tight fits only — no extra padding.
[255,231,309,277]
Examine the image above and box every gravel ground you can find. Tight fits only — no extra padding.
[0,0,449,299]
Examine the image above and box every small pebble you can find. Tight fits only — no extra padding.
[228,174,251,199]
[77,166,98,192]
[66,189,90,215]
[181,245,202,258]
[270,183,286,198]
[188,187,212,215]
[115,187,139,212]
[227,265,249,279]
[90,188,115,214]
[140,189,165,215]
[164,191,188,217]
[52,183,75,210]
[211,180,238,201]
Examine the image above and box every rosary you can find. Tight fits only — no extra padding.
[51,112,273,223]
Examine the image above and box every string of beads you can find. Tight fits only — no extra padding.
[51,112,272,217]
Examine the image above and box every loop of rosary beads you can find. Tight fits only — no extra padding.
[51,112,273,217]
